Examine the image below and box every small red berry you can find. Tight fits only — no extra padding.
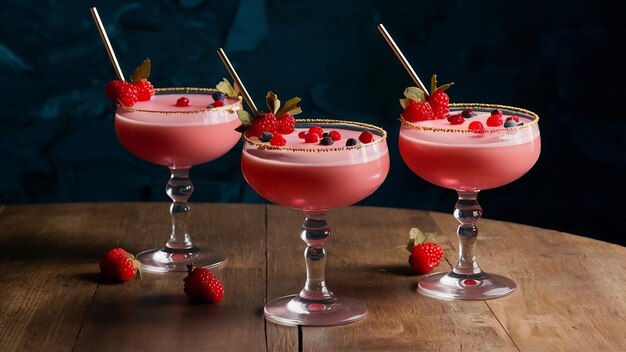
[491,109,503,116]
[447,114,464,125]
[329,130,341,141]
[468,121,485,132]
[176,97,190,107]
[486,114,503,127]
[308,126,324,137]
[269,133,287,146]
[183,266,224,303]
[133,79,155,101]
[402,101,434,122]
[408,243,444,274]
[298,131,306,139]
[211,100,224,107]
[506,116,520,123]
[358,131,374,143]
[99,248,141,282]
[304,132,320,143]
[276,114,296,134]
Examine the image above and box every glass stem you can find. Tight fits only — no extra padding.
[453,191,484,277]
[299,211,333,301]
[165,167,196,251]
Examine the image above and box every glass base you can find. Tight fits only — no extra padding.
[264,295,367,326]
[417,271,516,300]
[136,247,227,273]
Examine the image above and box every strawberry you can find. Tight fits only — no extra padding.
[99,247,141,282]
[402,101,434,122]
[428,90,450,119]
[133,79,155,101]
[183,265,224,303]
[408,243,444,274]
[276,114,296,134]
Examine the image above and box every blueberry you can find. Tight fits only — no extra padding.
[259,132,273,142]
[461,109,477,119]
[345,138,358,146]
[322,132,330,137]
[320,136,334,145]
[504,120,517,128]
[212,91,225,101]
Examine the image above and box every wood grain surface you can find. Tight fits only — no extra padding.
[0,203,624,351]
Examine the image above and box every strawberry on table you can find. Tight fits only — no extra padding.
[406,227,444,275]
[183,265,224,303]
[99,247,141,282]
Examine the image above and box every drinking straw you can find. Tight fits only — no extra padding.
[90,7,125,81]
[217,48,259,116]
[377,23,429,96]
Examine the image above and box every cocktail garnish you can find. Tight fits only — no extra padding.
[486,110,504,127]
[235,91,302,137]
[468,121,485,133]
[104,58,155,107]
[358,131,374,143]
[400,74,453,122]
[345,138,358,147]
[175,97,190,107]
[215,78,240,99]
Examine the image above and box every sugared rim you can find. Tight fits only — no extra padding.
[242,118,388,152]
[116,87,243,114]
[400,103,540,133]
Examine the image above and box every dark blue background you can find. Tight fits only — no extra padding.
[1,1,624,246]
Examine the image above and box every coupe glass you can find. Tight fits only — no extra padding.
[398,103,540,300]
[241,119,389,325]
[114,87,242,272]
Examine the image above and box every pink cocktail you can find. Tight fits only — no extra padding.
[241,119,389,326]
[399,103,540,300]
[115,88,242,272]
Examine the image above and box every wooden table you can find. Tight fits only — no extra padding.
[0,203,624,351]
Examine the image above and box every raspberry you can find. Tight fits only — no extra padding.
[486,114,503,127]
[117,87,138,107]
[298,131,306,139]
[269,133,286,146]
[468,121,485,132]
[427,91,450,119]
[252,112,278,134]
[358,131,374,143]
[308,126,324,137]
[176,97,190,107]
[105,80,129,100]
[211,100,224,107]
[276,114,296,134]
[133,79,155,101]
[402,101,434,122]
[447,114,464,125]
[329,130,341,141]
[304,132,320,143]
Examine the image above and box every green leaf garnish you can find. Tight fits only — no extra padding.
[266,91,280,114]
[430,74,453,94]
[399,98,411,109]
[403,87,426,103]
[235,110,253,132]
[130,58,151,83]
[216,78,240,99]
[276,97,302,117]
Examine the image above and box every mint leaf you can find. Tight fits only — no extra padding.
[266,91,280,114]
[130,58,151,83]
[237,110,253,126]
[403,87,426,103]
[434,82,454,93]
[277,97,302,117]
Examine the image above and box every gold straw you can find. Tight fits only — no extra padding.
[377,23,429,96]
[216,48,259,116]
[90,7,125,81]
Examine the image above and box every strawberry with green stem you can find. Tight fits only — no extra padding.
[406,227,445,275]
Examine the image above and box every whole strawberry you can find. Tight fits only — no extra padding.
[402,101,434,122]
[99,248,141,282]
[409,243,444,274]
[183,265,224,303]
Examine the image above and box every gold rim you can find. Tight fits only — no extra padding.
[117,87,243,114]
[400,103,539,133]
[242,118,388,152]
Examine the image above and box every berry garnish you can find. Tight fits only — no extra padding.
[99,248,141,282]
[133,79,155,101]
[118,88,138,107]
[277,114,296,134]
[304,132,320,143]
[211,100,224,108]
[183,265,224,303]
[461,109,477,119]
[358,131,374,143]
[105,80,129,100]
[402,101,434,122]
[506,116,520,123]
[406,227,444,275]
[269,133,286,146]
[486,114,503,127]
[212,91,225,101]
[491,109,503,116]
[176,97,190,107]
[447,114,464,125]
[308,126,324,137]
[320,136,334,146]
[504,120,518,128]
[428,91,450,119]
[298,131,306,139]
[329,130,341,141]
[468,121,485,132]
[251,112,278,135]
[322,132,329,137]
[345,138,358,147]
[259,131,273,142]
